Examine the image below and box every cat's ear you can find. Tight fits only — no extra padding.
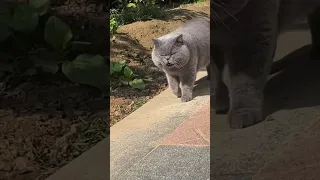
[152,38,160,48]
[175,34,183,45]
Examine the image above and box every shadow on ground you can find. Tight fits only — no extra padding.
[263,44,320,121]
[110,33,149,57]
[193,75,210,98]
[165,8,209,22]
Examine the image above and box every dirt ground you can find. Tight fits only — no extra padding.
[110,1,209,125]
[0,0,108,179]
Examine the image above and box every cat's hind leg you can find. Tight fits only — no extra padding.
[308,6,320,60]
[166,74,181,98]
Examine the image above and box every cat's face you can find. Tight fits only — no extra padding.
[151,34,190,70]
[211,0,248,25]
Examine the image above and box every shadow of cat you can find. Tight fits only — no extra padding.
[193,75,210,98]
[263,44,320,121]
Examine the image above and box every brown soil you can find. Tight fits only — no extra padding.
[0,0,108,179]
[110,0,209,125]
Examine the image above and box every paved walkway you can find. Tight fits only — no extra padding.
[110,71,210,180]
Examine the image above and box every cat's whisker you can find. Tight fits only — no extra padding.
[211,2,235,30]
[213,11,231,30]
[222,7,239,23]
[212,11,222,26]
[216,0,225,6]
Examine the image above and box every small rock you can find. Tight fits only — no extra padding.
[70,124,81,134]
[13,157,37,173]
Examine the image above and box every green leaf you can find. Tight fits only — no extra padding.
[0,23,11,42]
[123,66,133,78]
[9,4,39,33]
[127,3,137,7]
[45,16,73,51]
[110,17,119,34]
[29,0,50,16]
[129,79,145,90]
[62,54,108,94]
[111,61,126,73]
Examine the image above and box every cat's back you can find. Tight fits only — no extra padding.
[175,17,210,69]
[174,17,210,41]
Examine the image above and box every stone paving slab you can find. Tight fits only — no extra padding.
[211,107,319,179]
[122,146,210,180]
[160,101,210,146]
[253,119,320,180]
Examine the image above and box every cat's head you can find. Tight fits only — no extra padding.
[151,33,190,70]
[211,0,248,25]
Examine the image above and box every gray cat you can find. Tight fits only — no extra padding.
[211,0,320,128]
[151,18,210,102]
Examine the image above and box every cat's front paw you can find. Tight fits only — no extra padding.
[172,89,182,98]
[181,95,193,102]
[228,108,262,129]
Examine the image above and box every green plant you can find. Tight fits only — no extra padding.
[63,54,109,94]
[121,0,165,25]
[110,61,146,90]
[133,98,147,110]
[110,0,166,26]
[0,0,108,94]
[110,17,119,35]
[45,16,73,51]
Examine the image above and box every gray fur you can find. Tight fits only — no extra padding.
[152,18,210,102]
[211,0,320,128]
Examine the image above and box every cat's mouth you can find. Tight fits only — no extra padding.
[166,62,174,67]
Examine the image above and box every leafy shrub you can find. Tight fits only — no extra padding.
[0,0,108,94]
[121,1,166,25]
[110,0,166,28]
[110,61,145,90]
[110,17,119,35]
